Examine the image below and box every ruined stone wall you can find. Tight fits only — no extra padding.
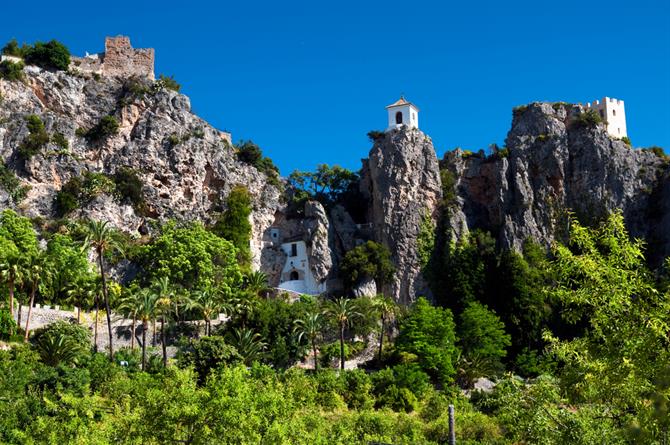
[102,36,155,80]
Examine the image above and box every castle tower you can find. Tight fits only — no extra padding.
[584,97,627,138]
[386,96,419,132]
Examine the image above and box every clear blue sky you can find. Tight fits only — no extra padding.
[2,0,669,174]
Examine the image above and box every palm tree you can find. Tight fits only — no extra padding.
[294,311,323,371]
[36,332,84,367]
[245,271,268,297]
[134,288,159,371]
[23,253,48,342]
[226,327,266,365]
[372,295,397,362]
[84,220,123,360]
[65,277,96,324]
[190,288,228,336]
[153,276,174,367]
[229,291,258,328]
[118,290,142,350]
[326,297,362,370]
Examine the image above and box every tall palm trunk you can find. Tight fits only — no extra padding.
[152,319,157,346]
[339,323,346,370]
[97,249,114,360]
[142,320,148,371]
[312,337,319,371]
[161,315,167,367]
[378,313,385,362]
[8,274,15,318]
[23,280,37,342]
[17,301,22,330]
[94,297,99,353]
[130,316,136,349]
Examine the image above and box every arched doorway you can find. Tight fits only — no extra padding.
[290,270,299,281]
[395,111,403,124]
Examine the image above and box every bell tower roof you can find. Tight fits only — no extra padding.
[385,96,419,111]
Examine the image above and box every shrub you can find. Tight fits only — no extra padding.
[0,60,24,81]
[54,171,116,216]
[340,241,395,291]
[643,146,667,159]
[0,161,28,202]
[367,130,386,142]
[621,136,631,146]
[82,116,119,142]
[573,108,603,128]
[235,140,281,186]
[18,115,50,159]
[458,301,511,365]
[112,167,146,212]
[339,369,374,410]
[31,320,90,366]
[0,309,17,340]
[212,185,252,265]
[396,297,458,384]
[155,74,181,92]
[177,336,242,384]
[23,40,71,71]
[512,105,528,117]
[166,133,180,147]
[51,132,68,150]
[2,39,24,57]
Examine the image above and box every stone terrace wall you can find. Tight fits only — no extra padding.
[102,36,155,80]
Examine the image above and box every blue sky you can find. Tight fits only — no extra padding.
[2,0,669,174]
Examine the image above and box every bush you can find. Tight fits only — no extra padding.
[113,167,146,212]
[339,369,374,410]
[643,146,667,159]
[621,136,631,146]
[31,321,91,366]
[0,161,28,202]
[235,140,281,186]
[458,301,511,365]
[155,74,181,92]
[367,130,386,142]
[23,40,71,71]
[177,336,242,384]
[0,60,24,81]
[54,171,116,216]
[340,241,395,292]
[2,39,24,57]
[212,186,252,265]
[371,364,431,412]
[18,115,49,159]
[0,309,17,340]
[51,132,69,150]
[82,116,119,142]
[396,297,458,384]
[573,108,603,128]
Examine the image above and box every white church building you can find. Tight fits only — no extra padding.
[583,96,627,138]
[276,239,326,295]
[386,96,419,131]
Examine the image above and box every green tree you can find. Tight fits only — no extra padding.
[340,241,395,292]
[140,221,242,292]
[544,213,670,440]
[325,297,362,370]
[287,164,359,208]
[225,327,266,366]
[189,287,228,336]
[18,114,49,159]
[153,276,175,367]
[177,336,242,384]
[84,220,123,359]
[133,288,160,370]
[45,233,92,304]
[396,297,458,384]
[458,301,510,362]
[213,185,252,266]
[32,321,90,366]
[22,252,49,341]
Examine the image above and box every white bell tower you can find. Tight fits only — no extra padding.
[386,96,419,132]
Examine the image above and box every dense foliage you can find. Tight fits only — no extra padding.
[0,203,668,443]
[235,140,280,186]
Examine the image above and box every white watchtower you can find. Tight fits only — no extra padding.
[584,97,627,138]
[386,96,419,132]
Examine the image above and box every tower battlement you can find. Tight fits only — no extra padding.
[583,96,627,138]
[70,36,155,80]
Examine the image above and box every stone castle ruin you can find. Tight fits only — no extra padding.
[70,36,155,80]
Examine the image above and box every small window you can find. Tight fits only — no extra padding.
[395,111,403,124]
[290,270,299,281]
[599,110,604,119]
[291,243,297,257]
[612,109,616,116]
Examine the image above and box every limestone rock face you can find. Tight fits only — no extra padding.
[0,67,281,268]
[442,102,670,265]
[363,128,442,304]
[304,200,335,284]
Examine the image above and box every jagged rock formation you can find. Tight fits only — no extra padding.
[361,128,442,304]
[442,102,670,265]
[0,65,281,268]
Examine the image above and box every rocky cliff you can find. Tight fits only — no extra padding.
[361,128,442,304]
[442,102,670,265]
[0,65,281,268]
